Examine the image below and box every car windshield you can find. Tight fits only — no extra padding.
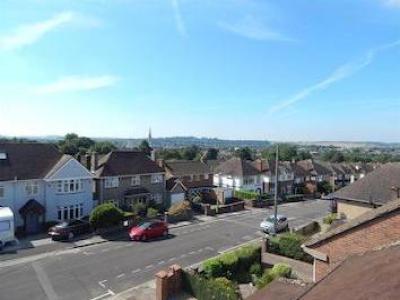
[138,222,151,229]
[55,222,69,227]
[264,217,276,223]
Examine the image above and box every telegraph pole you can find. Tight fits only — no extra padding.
[274,144,279,234]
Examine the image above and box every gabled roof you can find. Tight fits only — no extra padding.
[304,198,400,248]
[327,163,400,205]
[95,151,164,177]
[165,160,211,176]
[300,244,400,300]
[215,157,260,177]
[0,143,63,181]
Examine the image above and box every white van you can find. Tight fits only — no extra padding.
[0,207,15,249]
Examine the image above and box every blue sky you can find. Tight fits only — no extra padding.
[0,0,400,142]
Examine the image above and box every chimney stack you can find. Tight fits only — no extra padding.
[90,152,99,173]
[157,159,165,169]
[256,159,264,172]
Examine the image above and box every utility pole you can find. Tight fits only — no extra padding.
[274,144,279,234]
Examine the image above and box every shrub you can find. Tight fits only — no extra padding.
[202,244,261,282]
[234,189,259,200]
[90,203,124,228]
[132,203,147,216]
[268,233,312,262]
[168,201,193,222]
[183,271,240,300]
[255,270,275,289]
[249,263,262,277]
[146,207,158,219]
[270,263,292,278]
[323,213,337,225]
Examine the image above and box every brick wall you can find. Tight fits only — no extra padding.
[312,211,400,281]
[155,264,183,300]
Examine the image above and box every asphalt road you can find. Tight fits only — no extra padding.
[0,200,329,300]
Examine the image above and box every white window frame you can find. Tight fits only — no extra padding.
[151,174,163,184]
[25,181,39,196]
[151,193,162,203]
[57,203,84,221]
[131,175,141,186]
[204,173,209,180]
[105,177,120,188]
[56,179,83,194]
[0,186,4,198]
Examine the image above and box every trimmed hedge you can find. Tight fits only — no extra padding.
[203,244,261,282]
[234,189,259,200]
[323,213,337,225]
[183,272,240,300]
[255,263,292,289]
[146,207,158,219]
[90,203,124,228]
[268,233,313,263]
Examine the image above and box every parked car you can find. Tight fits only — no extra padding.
[48,219,92,241]
[260,214,289,234]
[0,207,15,250]
[129,220,168,241]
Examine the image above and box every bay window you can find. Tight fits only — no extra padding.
[151,174,163,184]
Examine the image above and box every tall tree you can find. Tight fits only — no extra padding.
[205,148,219,160]
[235,147,253,160]
[139,140,152,156]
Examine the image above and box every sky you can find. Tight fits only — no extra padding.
[0,0,400,142]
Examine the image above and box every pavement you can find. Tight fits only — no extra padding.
[0,199,329,300]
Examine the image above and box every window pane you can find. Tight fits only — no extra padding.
[58,209,62,220]
[70,206,74,219]
[63,209,68,220]
[75,207,79,218]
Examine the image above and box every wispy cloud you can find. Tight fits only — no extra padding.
[33,75,119,95]
[383,0,400,8]
[269,40,400,113]
[0,12,75,51]
[218,15,295,42]
[170,0,187,37]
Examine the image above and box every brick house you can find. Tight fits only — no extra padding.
[93,151,166,210]
[303,198,400,282]
[325,163,400,220]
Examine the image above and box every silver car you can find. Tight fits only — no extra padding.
[260,214,289,234]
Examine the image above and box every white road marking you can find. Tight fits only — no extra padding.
[180,254,187,258]
[32,262,59,300]
[145,264,154,269]
[116,273,125,279]
[98,280,108,289]
[132,269,141,274]
[88,291,113,300]
[83,251,95,256]
[158,260,165,265]
[189,251,196,255]
[197,249,203,253]
[168,257,176,262]
[205,247,215,251]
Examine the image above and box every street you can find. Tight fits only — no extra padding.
[0,200,329,300]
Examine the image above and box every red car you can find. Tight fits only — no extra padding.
[129,220,168,241]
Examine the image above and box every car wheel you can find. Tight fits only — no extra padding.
[68,232,74,241]
[141,234,147,242]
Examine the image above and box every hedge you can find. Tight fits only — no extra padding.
[323,213,337,225]
[268,233,313,263]
[234,189,259,200]
[256,263,292,289]
[203,244,261,282]
[183,272,240,300]
[89,203,124,228]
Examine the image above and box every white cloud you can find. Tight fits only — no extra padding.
[269,40,400,113]
[218,15,295,42]
[383,0,400,7]
[0,12,75,51]
[170,0,187,37]
[33,75,119,95]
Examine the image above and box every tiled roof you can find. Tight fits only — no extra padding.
[0,143,63,181]
[165,160,211,176]
[95,151,164,177]
[215,157,260,177]
[300,244,400,300]
[304,198,400,248]
[327,163,400,204]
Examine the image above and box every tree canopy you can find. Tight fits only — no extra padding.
[58,133,116,155]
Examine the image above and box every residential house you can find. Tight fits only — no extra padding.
[294,160,332,193]
[264,160,295,195]
[303,198,400,282]
[161,160,214,201]
[213,158,266,193]
[93,151,166,210]
[0,143,94,234]
[326,163,400,220]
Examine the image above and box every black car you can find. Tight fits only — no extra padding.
[48,219,92,241]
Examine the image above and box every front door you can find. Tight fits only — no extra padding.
[26,213,41,234]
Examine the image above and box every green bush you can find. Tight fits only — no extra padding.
[146,207,158,219]
[90,203,124,228]
[234,189,259,200]
[270,263,292,278]
[183,272,240,300]
[203,244,261,282]
[323,213,337,225]
[268,233,312,263]
[168,201,193,222]
[255,270,275,289]
[132,203,147,216]
[249,263,262,277]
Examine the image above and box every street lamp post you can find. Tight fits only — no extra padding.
[274,145,279,234]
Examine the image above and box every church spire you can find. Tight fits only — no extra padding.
[148,127,152,146]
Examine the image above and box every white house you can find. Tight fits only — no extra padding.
[0,143,94,235]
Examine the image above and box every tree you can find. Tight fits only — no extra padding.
[321,149,345,163]
[182,145,200,160]
[91,141,116,154]
[235,147,253,160]
[206,148,219,160]
[139,140,152,156]
[261,144,302,161]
